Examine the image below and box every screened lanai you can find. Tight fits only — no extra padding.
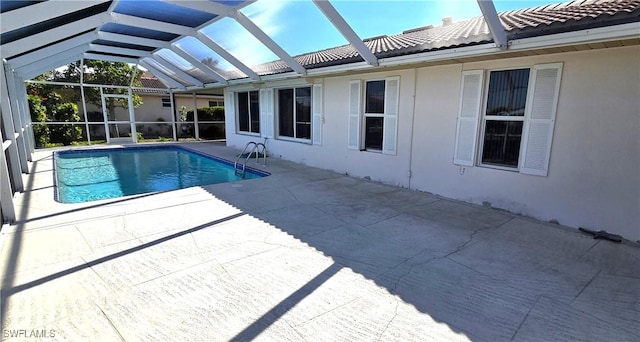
[4,0,639,223]
[0,0,527,225]
[1,1,640,340]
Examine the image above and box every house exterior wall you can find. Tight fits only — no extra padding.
[410,46,639,241]
[225,45,640,240]
[134,95,222,123]
[79,94,223,123]
[135,95,171,122]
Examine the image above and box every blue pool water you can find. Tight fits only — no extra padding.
[54,146,268,203]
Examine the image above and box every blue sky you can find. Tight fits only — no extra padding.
[175,0,562,71]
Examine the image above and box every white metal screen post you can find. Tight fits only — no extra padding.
[0,63,25,192]
[170,90,177,141]
[3,65,29,172]
[16,78,35,155]
[100,87,110,144]
[79,59,91,144]
[127,87,136,143]
[101,92,133,143]
[0,125,16,223]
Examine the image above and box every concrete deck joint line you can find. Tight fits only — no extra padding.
[572,268,603,303]
[99,305,126,342]
[511,295,541,340]
[377,300,400,341]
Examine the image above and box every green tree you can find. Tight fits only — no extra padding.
[50,103,82,145]
[60,60,143,137]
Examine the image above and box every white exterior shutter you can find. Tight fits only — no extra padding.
[453,70,484,166]
[259,89,267,138]
[224,90,236,134]
[312,84,323,145]
[520,63,563,176]
[261,88,274,138]
[382,76,400,155]
[348,80,361,150]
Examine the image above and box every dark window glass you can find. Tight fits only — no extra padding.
[295,87,311,139]
[365,80,385,114]
[249,91,260,133]
[364,117,384,150]
[482,120,523,167]
[237,92,249,132]
[161,98,171,108]
[486,69,530,116]
[278,89,294,137]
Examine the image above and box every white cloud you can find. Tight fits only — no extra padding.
[197,0,291,67]
[240,0,290,37]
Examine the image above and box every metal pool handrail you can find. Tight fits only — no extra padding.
[234,141,267,177]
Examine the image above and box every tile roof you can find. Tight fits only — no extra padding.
[134,71,170,95]
[241,0,639,78]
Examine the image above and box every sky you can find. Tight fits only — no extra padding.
[172,0,563,71]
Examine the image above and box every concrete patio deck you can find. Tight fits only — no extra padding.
[1,142,638,341]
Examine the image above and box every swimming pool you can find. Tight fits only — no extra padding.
[54,145,268,203]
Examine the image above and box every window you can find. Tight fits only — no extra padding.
[277,86,311,140]
[480,69,530,168]
[209,100,223,107]
[364,80,386,150]
[454,63,563,176]
[348,77,399,154]
[236,91,260,134]
[161,97,171,108]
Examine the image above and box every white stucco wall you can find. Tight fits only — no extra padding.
[79,94,223,123]
[410,46,640,240]
[225,45,640,240]
[134,95,222,123]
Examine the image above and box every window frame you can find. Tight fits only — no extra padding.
[477,67,533,171]
[161,97,171,109]
[275,85,313,144]
[235,90,260,136]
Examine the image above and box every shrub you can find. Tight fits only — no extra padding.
[186,106,225,122]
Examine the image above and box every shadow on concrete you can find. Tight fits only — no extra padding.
[230,263,342,342]
[1,212,246,327]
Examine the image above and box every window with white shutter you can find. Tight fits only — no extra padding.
[459,63,562,175]
[349,77,400,153]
